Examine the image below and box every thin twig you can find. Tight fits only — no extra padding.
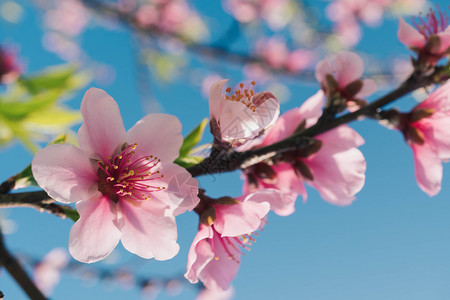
[80,0,395,82]
[0,226,47,300]
[0,191,73,219]
[187,67,448,177]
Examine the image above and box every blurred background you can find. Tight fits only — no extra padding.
[1,0,450,299]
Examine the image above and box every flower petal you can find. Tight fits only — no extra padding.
[148,162,200,216]
[333,51,364,87]
[125,113,182,162]
[214,193,270,237]
[306,126,366,205]
[356,79,377,98]
[209,79,228,119]
[219,94,279,144]
[32,144,98,204]
[69,195,121,263]
[437,32,450,53]
[397,17,426,49]
[199,230,241,291]
[185,225,214,284]
[78,88,126,160]
[315,57,331,84]
[118,199,180,260]
[412,143,442,196]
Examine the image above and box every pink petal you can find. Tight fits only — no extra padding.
[418,115,450,158]
[32,144,99,204]
[262,90,324,145]
[298,90,325,127]
[261,107,301,145]
[209,79,228,120]
[214,194,270,237]
[438,32,450,54]
[417,81,450,112]
[196,287,234,300]
[185,225,214,284]
[118,199,179,260]
[306,126,366,205]
[355,79,377,98]
[69,195,121,263]
[253,187,298,216]
[198,230,241,291]
[219,94,280,143]
[411,143,443,196]
[315,57,332,84]
[125,113,182,162]
[397,17,426,49]
[148,162,200,216]
[77,88,126,160]
[333,52,364,87]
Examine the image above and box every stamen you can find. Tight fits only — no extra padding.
[97,143,166,203]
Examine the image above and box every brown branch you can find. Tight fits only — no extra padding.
[0,226,47,300]
[0,191,74,220]
[0,175,18,194]
[187,67,448,177]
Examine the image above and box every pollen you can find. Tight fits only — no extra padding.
[97,143,167,203]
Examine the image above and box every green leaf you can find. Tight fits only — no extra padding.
[18,65,89,94]
[174,156,204,168]
[0,90,62,120]
[179,118,208,158]
[63,207,80,222]
[26,107,81,126]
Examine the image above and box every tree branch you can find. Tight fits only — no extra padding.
[0,191,75,220]
[0,226,47,300]
[187,67,448,177]
[80,0,395,82]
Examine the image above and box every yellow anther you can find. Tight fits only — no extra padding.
[226,87,231,93]
[118,155,123,159]
[239,83,244,88]
[114,165,118,169]
[108,156,112,159]
[251,80,256,86]
[131,151,135,154]
[132,144,137,149]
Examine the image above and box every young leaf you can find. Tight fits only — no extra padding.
[179,118,208,158]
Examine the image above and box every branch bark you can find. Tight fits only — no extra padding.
[187,67,448,177]
[0,191,74,220]
[0,226,47,300]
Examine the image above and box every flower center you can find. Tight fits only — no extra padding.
[97,143,165,203]
[413,7,449,38]
[209,226,258,263]
[224,81,273,113]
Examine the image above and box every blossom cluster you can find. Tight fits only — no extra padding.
[30,12,450,295]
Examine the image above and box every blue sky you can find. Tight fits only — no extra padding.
[1,1,450,299]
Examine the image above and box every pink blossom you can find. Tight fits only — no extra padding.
[244,90,367,207]
[196,286,234,300]
[315,51,376,99]
[34,248,69,296]
[44,0,89,37]
[256,37,289,69]
[224,0,291,30]
[315,51,376,110]
[32,88,199,263]
[185,191,274,291]
[209,79,280,146]
[398,7,450,65]
[0,46,21,84]
[394,81,450,196]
